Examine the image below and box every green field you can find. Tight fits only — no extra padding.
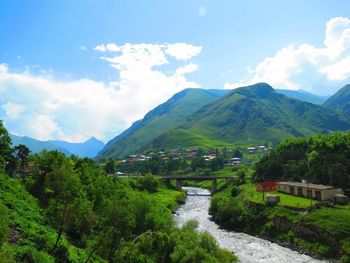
[238,183,317,208]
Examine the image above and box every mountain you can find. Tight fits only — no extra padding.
[276,89,330,105]
[324,84,350,117]
[10,134,71,155]
[10,135,105,158]
[147,83,350,149]
[49,137,105,158]
[99,88,228,158]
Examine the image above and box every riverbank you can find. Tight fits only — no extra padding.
[175,187,326,263]
[209,182,350,262]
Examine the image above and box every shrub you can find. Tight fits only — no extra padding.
[0,202,8,247]
[139,173,159,193]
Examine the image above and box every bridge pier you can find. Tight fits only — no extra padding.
[176,179,183,190]
[211,179,217,193]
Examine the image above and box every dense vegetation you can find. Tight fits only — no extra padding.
[255,132,350,189]
[0,120,237,262]
[210,180,350,262]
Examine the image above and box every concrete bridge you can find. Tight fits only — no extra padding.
[117,175,237,193]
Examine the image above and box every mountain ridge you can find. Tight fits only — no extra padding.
[324,84,350,117]
[99,88,228,158]
[10,134,104,158]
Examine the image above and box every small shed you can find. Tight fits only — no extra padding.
[266,194,280,205]
[333,194,349,204]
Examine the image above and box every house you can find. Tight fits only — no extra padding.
[277,181,344,201]
[247,147,257,154]
[256,181,277,192]
[231,157,241,165]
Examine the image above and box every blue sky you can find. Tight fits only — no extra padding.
[1,1,350,142]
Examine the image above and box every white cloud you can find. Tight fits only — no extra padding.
[94,43,121,52]
[2,103,25,119]
[165,43,202,60]
[225,17,350,94]
[0,42,201,142]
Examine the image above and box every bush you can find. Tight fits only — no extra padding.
[0,203,8,247]
[139,173,159,193]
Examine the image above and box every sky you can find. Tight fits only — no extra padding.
[1,0,350,143]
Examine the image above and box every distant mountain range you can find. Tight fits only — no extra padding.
[99,83,350,159]
[10,135,105,158]
[276,89,330,105]
[324,84,350,117]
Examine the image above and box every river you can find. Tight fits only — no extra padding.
[174,187,327,263]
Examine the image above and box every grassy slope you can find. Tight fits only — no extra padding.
[100,89,227,158]
[324,84,350,116]
[0,173,101,262]
[150,83,350,151]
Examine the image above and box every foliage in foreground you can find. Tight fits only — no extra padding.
[0,119,237,262]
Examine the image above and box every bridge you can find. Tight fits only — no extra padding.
[117,175,237,193]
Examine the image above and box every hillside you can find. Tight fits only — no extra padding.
[99,88,228,158]
[148,83,350,149]
[276,89,329,105]
[324,84,350,117]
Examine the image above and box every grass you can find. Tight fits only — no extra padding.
[302,205,350,237]
[152,186,186,212]
[238,183,317,208]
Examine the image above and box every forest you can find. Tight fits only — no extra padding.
[255,132,350,189]
[0,121,236,262]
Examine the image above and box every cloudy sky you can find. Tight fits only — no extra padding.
[1,0,350,142]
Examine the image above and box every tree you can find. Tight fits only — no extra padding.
[14,144,30,168]
[46,159,84,255]
[0,121,12,160]
[0,121,14,175]
[237,168,246,184]
[139,173,159,193]
[105,159,116,174]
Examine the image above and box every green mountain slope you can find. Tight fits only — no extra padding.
[324,84,350,116]
[149,83,350,149]
[99,88,228,158]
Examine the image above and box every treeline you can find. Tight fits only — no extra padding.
[255,132,350,189]
[0,121,236,262]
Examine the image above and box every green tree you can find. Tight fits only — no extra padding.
[105,159,116,174]
[14,144,30,168]
[139,173,159,193]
